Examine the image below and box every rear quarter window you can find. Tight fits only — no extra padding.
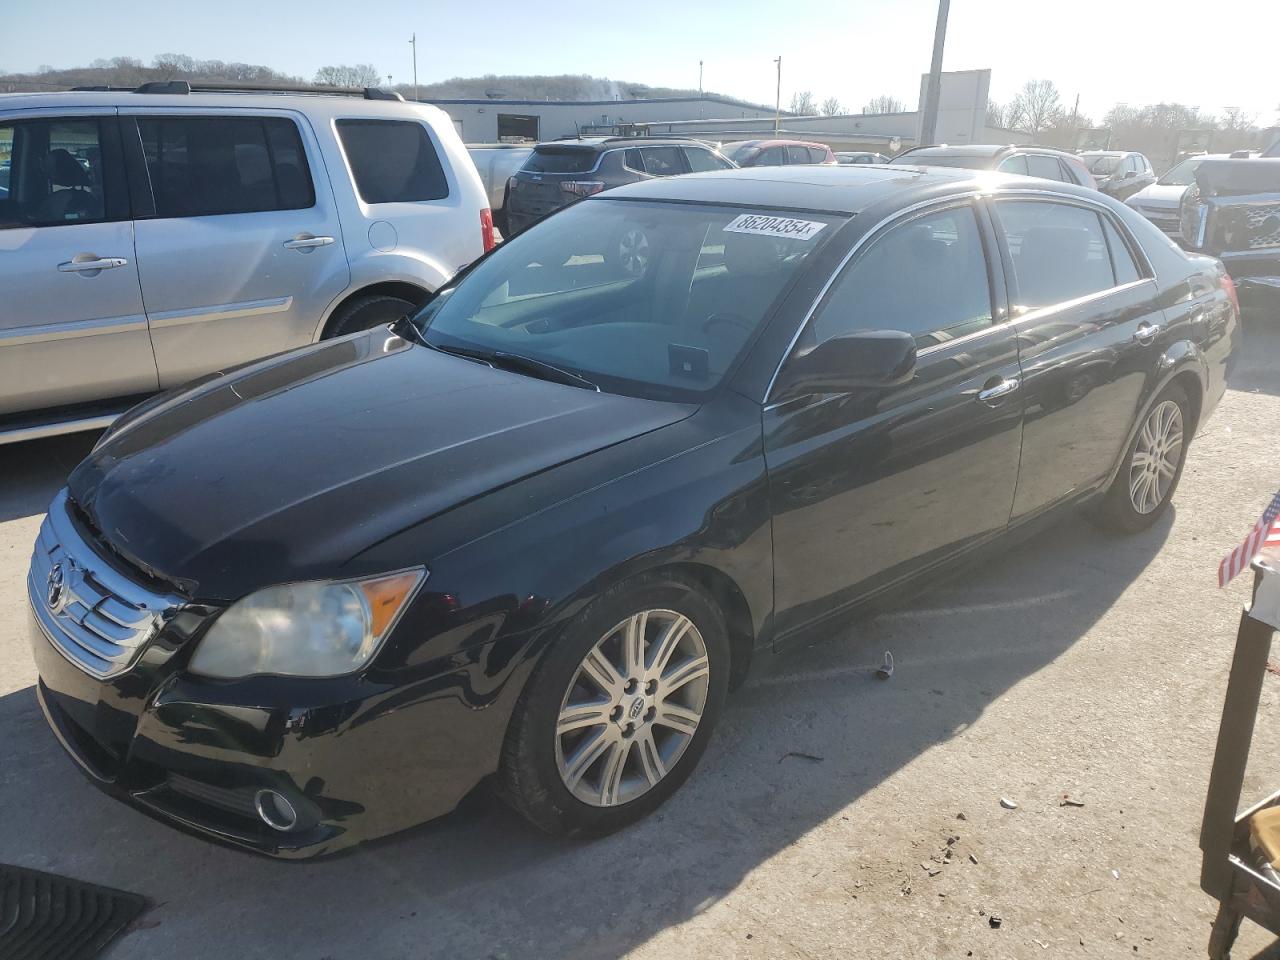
[336,119,448,203]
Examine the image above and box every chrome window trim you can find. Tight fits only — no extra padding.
[763,186,1162,406]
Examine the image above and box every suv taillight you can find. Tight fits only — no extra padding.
[480,208,495,252]
[560,180,605,197]
[1220,270,1241,317]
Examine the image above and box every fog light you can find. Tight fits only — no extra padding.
[254,789,299,832]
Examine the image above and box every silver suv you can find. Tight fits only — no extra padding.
[0,82,492,443]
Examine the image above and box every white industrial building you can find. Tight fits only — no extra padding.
[429,70,1026,154]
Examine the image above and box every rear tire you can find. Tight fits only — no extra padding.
[499,572,730,836]
[325,294,418,338]
[1093,382,1191,534]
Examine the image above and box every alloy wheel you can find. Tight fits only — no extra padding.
[1128,399,1183,515]
[555,609,710,807]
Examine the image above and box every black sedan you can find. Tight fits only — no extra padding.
[29,164,1239,858]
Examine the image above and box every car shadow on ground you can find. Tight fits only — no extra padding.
[0,499,1176,959]
[0,432,97,525]
[1230,315,1280,398]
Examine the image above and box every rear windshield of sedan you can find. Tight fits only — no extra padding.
[522,148,598,174]
[1158,155,1208,186]
[418,199,846,401]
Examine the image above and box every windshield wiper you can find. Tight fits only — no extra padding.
[490,351,599,391]
[424,340,598,391]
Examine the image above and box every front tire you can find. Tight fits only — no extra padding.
[1094,382,1191,533]
[325,294,418,338]
[499,573,730,836]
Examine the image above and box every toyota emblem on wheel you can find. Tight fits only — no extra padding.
[46,562,65,611]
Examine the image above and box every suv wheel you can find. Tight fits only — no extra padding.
[499,573,729,835]
[1094,382,1190,533]
[326,294,418,338]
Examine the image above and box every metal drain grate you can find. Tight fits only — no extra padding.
[0,865,148,960]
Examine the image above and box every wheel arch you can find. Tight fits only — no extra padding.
[317,281,435,340]
[644,561,756,690]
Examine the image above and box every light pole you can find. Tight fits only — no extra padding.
[698,60,703,97]
[409,32,418,101]
[919,0,949,146]
[774,56,782,133]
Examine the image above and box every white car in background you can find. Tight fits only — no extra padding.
[0,81,492,443]
[1126,154,1226,241]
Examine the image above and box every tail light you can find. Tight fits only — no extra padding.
[1220,269,1241,317]
[560,180,606,198]
[480,208,495,252]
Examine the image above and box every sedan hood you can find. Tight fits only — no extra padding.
[1127,183,1186,210]
[69,332,691,600]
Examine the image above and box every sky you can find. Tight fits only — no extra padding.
[3,0,1277,125]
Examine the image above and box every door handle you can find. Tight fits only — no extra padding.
[283,235,336,251]
[977,377,1020,403]
[1133,321,1161,345]
[58,257,128,272]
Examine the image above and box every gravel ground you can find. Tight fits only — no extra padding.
[2,318,1280,959]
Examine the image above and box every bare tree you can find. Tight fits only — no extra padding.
[789,90,817,115]
[1008,79,1062,136]
[820,96,844,117]
[863,94,904,114]
[314,64,383,88]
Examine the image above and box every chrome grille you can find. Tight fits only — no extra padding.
[28,490,184,679]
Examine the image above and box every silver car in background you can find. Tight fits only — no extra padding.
[466,143,533,235]
[0,82,492,444]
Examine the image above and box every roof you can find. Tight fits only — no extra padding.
[721,138,830,150]
[901,144,1013,159]
[602,163,999,215]
[0,89,455,124]
[533,136,711,151]
[425,95,775,111]
[1080,150,1127,157]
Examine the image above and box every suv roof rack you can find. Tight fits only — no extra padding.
[73,81,404,101]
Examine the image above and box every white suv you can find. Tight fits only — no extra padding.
[0,81,493,443]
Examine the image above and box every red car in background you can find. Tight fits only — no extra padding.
[720,139,836,168]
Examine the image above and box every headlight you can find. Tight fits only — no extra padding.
[188,569,425,679]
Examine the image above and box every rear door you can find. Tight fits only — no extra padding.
[639,146,687,178]
[990,195,1165,521]
[0,110,157,415]
[764,199,1024,638]
[125,110,348,387]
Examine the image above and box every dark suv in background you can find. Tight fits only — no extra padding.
[890,144,1095,187]
[505,137,733,234]
[1079,151,1157,200]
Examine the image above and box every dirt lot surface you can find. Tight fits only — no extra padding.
[3,319,1280,959]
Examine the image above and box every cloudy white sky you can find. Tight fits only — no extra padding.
[3,0,1277,124]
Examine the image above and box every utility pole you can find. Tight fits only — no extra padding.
[774,56,782,133]
[1069,92,1080,150]
[409,33,418,101]
[698,60,703,97]
[919,0,950,146]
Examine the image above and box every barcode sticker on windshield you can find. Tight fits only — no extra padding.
[723,214,827,241]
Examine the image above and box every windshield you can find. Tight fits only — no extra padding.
[417,198,844,401]
[1086,155,1120,175]
[723,142,757,163]
[522,148,598,174]
[1158,155,1207,186]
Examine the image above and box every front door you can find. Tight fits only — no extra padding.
[125,111,348,387]
[0,112,157,416]
[764,200,1024,639]
[988,196,1166,522]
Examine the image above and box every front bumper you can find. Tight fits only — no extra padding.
[30,600,526,859]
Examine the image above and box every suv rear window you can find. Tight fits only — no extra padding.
[336,119,448,204]
[138,116,315,218]
[523,148,598,174]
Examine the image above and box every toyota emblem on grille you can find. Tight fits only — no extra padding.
[46,562,66,611]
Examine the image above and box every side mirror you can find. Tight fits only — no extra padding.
[775,329,918,400]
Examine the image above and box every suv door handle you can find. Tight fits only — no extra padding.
[58,257,128,272]
[283,235,335,251]
[1133,321,1161,345]
[977,377,1020,404]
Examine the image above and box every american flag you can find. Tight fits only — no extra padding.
[1219,490,1280,587]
